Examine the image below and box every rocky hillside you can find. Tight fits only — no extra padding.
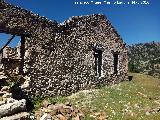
[128,41,160,78]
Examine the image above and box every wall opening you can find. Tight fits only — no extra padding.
[0,33,21,64]
[94,50,102,77]
[0,33,21,48]
[0,32,27,75]
[113,53,119,74]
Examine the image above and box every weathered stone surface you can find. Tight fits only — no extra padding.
[0,1,128,97]
[0,99,26,117]
[0,112,30,120]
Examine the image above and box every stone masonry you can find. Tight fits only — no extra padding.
[0,1,128,97]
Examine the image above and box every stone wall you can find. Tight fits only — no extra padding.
[2,45,20,59]
[0,45,20,76]
[0,1,128,97]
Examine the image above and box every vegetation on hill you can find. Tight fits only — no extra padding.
[128,42,160,78]
[33,73,160,120]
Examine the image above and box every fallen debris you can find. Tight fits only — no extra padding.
[35,101,84,120]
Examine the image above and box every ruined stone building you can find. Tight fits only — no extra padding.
[0,1,128,97]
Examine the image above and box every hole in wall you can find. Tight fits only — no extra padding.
[0,33,21,48]
[0,32,27,75]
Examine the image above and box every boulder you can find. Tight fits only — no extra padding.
[0,112,30,120]
[0,99,26,117]
[0,74,7,80]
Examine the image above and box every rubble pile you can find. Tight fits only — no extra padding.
[35,101,84,120]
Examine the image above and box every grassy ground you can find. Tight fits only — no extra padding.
[33,73,160,120]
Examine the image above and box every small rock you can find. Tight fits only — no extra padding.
[2,93,12,98]
[56,114,66,120]
[29,112,35,120]
[40,113,48,120]
[41,108,52,113]
[94,112,101,116]
[0,91,7,96]
[144,106,151,112]
[20,80,30,89]
[42,100,51,108]
[145,107,160,115]
[48,104,64,111]
[74,115,80,120]
[153,107,160,113]
[1,86,10,92]
[78,112,84,118]
[47,114,52,120]
[146,111,150,115]
[35,111,43,120]
[6,98,16,103]
[154,100,160,105]
[40,113,52,120]
[65,101,72,107]
[90,114,96,118]
[134,103,141,109]
[137,92,147,98]
[0,101,5,106]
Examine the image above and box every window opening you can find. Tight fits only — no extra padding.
[0,33,20,48]
[0,33,21,62]
[94,50,102,77]
[113,53,118,74]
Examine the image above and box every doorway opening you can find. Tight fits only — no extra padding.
[0,32,28,75]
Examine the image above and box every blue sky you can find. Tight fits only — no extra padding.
[0,0,160,47]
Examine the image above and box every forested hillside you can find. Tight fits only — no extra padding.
[128,41,160,78]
